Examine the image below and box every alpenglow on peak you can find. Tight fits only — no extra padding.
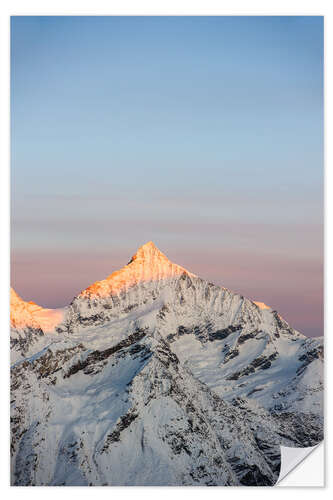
[129,241,171,264]
[79,241,195,299]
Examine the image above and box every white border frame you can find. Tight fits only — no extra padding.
[1,1,331,497]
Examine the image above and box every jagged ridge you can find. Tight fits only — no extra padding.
[10,242,324,486]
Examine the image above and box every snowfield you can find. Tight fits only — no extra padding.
[10,242,323,486]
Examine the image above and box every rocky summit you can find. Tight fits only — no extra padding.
[10,242,323,486]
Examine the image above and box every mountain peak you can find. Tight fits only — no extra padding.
[80,242,194,299]
[10,287,64,332]
[129,241,168,264]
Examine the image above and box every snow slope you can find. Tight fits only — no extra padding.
[10,288,64,361]
[10,242,324,486]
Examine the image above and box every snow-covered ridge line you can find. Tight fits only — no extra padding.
[10,241,324,486]
[79,241,196,299]
[10,288,64,333]
[10,242,272,337]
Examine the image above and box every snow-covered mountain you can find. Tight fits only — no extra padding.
[10,242,323,486]
[10,288,64,356]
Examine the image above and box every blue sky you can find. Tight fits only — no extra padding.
[11,16,323,336]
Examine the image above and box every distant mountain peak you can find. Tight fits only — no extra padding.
[129,241,170,264]
[80,242,194,299]
[10,287,64,333]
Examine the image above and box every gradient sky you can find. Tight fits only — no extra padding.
[11,16,323,337]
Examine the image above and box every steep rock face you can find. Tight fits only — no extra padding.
[11,327,288,486]
[57,243,322,428]
[10,242,324,486]
[81,241,195,298]
[58,243,299,345]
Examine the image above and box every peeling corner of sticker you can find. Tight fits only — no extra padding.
[276,442,324,486]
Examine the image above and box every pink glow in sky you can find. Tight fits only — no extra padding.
[11,238,323,337]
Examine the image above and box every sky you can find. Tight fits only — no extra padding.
[11,16,323,337]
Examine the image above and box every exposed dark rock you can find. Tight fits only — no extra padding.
[63,328,147,378]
